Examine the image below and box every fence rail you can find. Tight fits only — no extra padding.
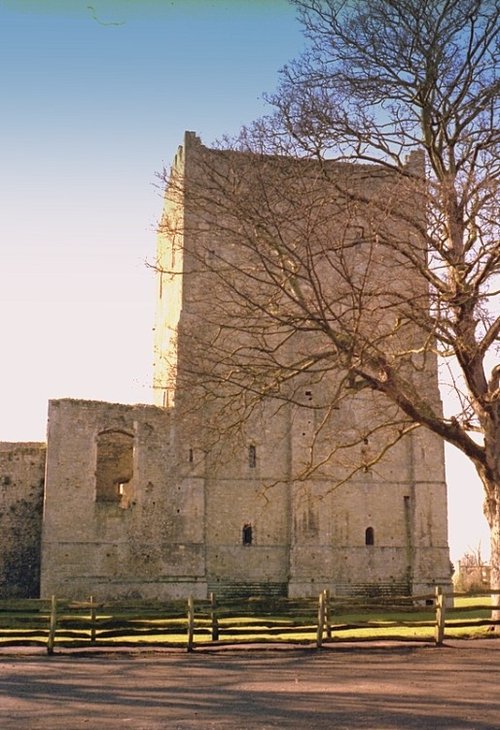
[0,589,498,654]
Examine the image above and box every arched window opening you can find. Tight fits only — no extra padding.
[242,523,253,546]
[365,526,375,546]
[96,430,134,506]
[248,444,257,468]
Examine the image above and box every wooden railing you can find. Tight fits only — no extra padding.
[0,589,498,654]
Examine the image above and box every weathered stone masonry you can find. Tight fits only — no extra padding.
[0,443,45,598]
[40,399,206,600]
[1,132,452,601]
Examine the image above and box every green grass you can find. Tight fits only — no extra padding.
[0,596,497,648]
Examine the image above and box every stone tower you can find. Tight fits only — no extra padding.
[153,132,452,599]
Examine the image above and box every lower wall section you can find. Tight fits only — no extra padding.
[0,443,46,599]
[41,540,207,601]
[207,581,287,601]
[288,581,411,599]
[44,576,208,601]
[29,398,453,603]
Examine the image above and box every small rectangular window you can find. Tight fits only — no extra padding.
[365,526,375,546]
[248,445,256,468]
[242,523,253,545]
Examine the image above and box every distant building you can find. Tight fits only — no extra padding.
[454,556,491,592]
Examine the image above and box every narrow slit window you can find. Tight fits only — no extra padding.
[188,448,194,463]
[365,526,375,546]
[362,438,370,473]
[242,523,253,546]
[248,444,256,468]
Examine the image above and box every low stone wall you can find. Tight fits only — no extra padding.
[0,443,46,598]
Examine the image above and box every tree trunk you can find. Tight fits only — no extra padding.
[486,494,500,632]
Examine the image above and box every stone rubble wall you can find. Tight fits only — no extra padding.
[0,442,46,598]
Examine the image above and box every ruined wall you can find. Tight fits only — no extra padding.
[0,443,46,598]
[41,399,206,601]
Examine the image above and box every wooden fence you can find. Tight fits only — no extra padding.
[0,588,498,654]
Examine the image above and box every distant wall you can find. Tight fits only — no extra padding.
[454,562,491,592]
[0,443,46,598]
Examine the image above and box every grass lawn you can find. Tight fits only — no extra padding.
[0,596,496,648]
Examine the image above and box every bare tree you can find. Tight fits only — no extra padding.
[156,0,499,600]
[156,134,454,596]
[263,0,500,594]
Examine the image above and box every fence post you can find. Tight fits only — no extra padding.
[434,585,446,646]
[47,595,57,655]
[324,589,332,640]
[89,595,97,644]
[316,591,325,648]
[210,592,219,642]
[187,595,194,652]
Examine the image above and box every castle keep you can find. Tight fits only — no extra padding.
[1,132,452,601]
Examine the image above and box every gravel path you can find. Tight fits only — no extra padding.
[0,640,499,729]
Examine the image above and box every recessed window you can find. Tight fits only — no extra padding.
[248,444,256,468]
[365,526,375,546]
[242,523,253,546]
[95,430,134,504]
[188,448,194,463]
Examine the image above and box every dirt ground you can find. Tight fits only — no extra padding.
[0,640,499,729]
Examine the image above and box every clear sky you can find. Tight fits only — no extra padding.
[0,0,490,562]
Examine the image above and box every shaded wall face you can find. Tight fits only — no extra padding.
[0,443,46,598]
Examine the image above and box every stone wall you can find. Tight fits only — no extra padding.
[40,398,207,601]
[38,393,451,602]
[0,133,453,603]
[0,443,46,598]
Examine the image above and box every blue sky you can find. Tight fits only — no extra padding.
[0,0,303,424]
[0,0,490,561]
